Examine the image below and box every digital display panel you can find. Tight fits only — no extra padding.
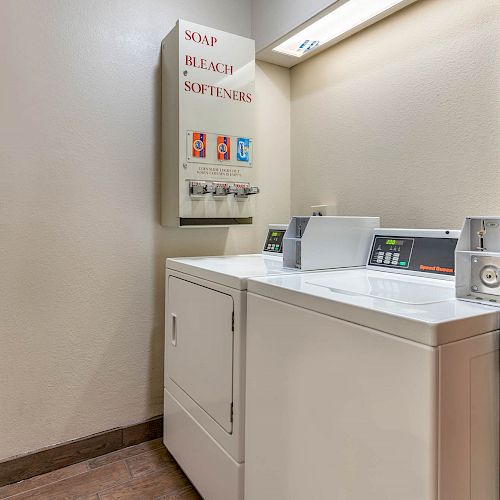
[368,235,458,275]
[385,239,406,246]
[263,229,285,253]
[370,237,414,268]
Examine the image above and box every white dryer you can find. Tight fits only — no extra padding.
[163,224,303,500]
[244,228,500,500]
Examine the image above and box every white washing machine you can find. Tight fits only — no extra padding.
[244,229,500,500]
[163,224,291,500]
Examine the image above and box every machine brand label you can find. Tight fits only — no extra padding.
[237,138,250,162]
[419,264,454,274]
[217,136,231,160]
[192,132,206,158]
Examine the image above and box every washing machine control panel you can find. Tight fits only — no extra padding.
[368,230,459,278]
[370,237,414,268]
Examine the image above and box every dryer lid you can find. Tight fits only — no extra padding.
[167,254,301,290]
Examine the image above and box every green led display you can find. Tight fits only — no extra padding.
[386,239,397,245]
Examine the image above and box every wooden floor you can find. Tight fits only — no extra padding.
[0,439,201,499]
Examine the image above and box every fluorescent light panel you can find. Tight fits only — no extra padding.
[272,0,407,57]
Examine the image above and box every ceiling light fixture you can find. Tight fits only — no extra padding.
[272,0,414,58]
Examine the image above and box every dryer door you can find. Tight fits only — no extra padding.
[167,276,234,433]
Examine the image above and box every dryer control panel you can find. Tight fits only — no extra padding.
[262,224,287,256]
[367,229,460,279]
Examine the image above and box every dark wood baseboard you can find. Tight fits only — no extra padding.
[0,415,163,488]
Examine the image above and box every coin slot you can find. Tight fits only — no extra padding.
[479,265,500,288]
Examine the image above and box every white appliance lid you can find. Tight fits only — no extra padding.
[247,269,499,346]
[307,272,453,305]
[166,254,301,290]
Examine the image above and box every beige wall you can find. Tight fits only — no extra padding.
[0,1,290,460]
[291,0,500,229]
[4,0,497,464]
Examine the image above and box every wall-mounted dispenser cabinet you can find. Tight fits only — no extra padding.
[161,19,258,227]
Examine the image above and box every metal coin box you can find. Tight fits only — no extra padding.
[456,217,500,306]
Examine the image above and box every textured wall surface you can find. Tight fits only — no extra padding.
[0,0,290,460]
[291,0,500,229]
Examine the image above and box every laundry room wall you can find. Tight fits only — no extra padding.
[0,0,290,461]
[290,0,500,229]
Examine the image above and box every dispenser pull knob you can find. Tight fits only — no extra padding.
[214,183,230,196]
[231,184,260,198]
[189,181,213,197]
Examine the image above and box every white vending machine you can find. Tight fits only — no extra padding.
[161,19,259,227]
